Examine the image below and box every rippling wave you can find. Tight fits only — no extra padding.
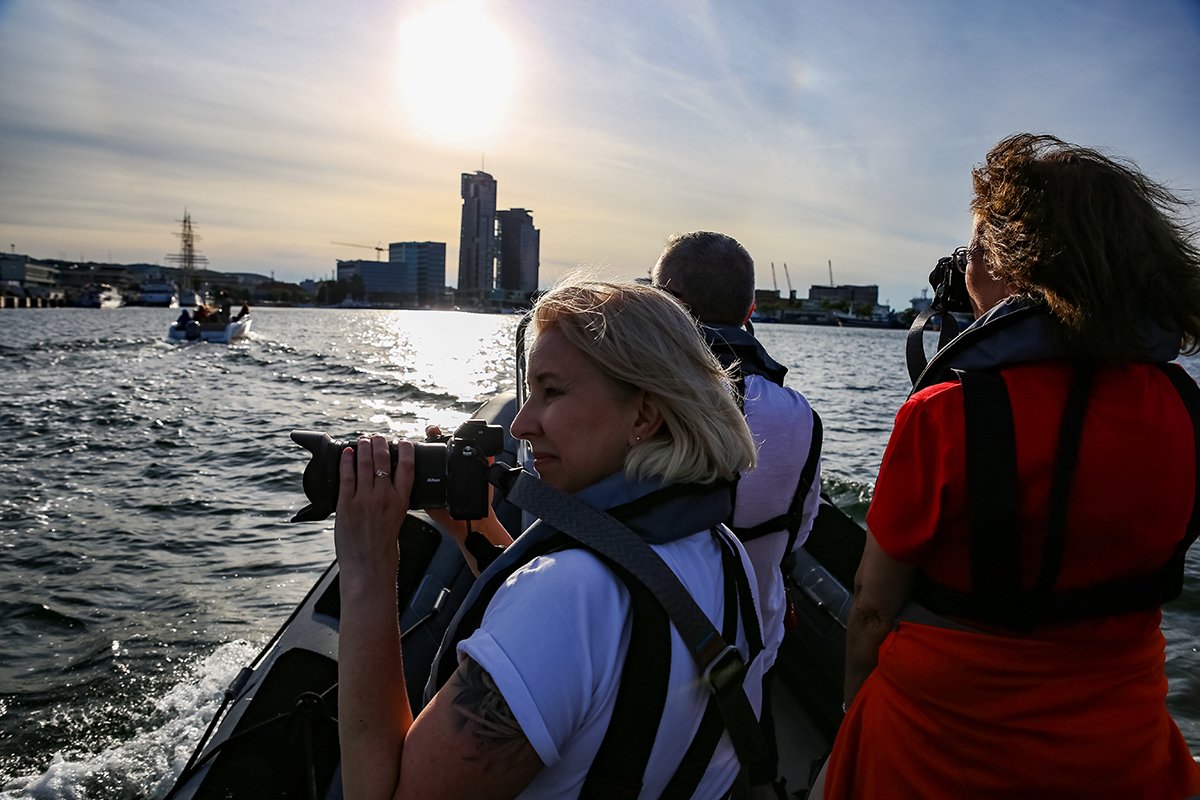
[1,308,1197,797]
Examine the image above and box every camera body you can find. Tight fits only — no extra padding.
[290,419,506,523]
[928,247,973,315]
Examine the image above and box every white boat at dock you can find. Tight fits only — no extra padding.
[76,284,124,308]
[138,277,180,308]
[167,315,252,343]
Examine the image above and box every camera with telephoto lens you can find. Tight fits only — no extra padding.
[928,247,974,315]
[289,419,506,523]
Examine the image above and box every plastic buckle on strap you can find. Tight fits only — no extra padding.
[702,645,746,697]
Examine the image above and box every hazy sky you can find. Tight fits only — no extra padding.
[2,0,1198,307]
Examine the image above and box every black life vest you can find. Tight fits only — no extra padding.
[910,361,1200,631]
[427,482,763,798]
[701,323,789,400]
[701,324,823,548]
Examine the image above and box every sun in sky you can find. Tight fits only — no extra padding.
[396,0,517,147]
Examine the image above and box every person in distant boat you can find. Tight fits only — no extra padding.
[233,303,250,321]
[820,133,1200,798]
[652,230,822,795]
[175,308,191,329]
[194,304,211,322]
[218,294,232,324]
[334,278,766,799]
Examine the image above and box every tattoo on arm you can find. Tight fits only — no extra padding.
[450,658,530,768]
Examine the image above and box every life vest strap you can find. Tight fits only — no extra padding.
[1036,364,1096,596]
[492,465,770,774]
[1155,362,1200,597]
[914,362,1200,629]
[728,408,823,544]
[958,368,1023,624]
[658,527,759,798]
[579,558,671,800]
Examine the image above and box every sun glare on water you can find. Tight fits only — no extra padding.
[397,0,517,146]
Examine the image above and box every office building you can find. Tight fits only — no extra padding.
[496,208,539,302]
[337,244,447,306]
[389,241,447,306]
[336,259,397,296]
[457,171,497,302]
[806,283,879,307]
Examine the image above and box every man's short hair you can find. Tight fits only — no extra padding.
[652,231,755,325]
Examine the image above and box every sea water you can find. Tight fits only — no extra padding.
[0,307,1196,798]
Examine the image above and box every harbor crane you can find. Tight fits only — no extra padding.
[771,262,779,292]
[782,262,794,299]
[330,241,385,261]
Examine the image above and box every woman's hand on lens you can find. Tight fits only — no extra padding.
[333,434,414,592]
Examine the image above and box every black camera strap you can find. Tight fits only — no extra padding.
[488,464,770,773]
[907,299,1048,393]
[905,303,964,385]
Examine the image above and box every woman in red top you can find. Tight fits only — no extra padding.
[822,134,1200,798]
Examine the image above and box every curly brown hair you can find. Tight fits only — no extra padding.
[969,133,1200,359]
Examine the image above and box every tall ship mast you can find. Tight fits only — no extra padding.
[165,210,209,306]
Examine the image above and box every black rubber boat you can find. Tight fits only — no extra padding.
[165,390,865,800]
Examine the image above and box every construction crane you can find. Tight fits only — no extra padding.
[782,262,795,299]
[770,262,779,292]
[330,241,385,261]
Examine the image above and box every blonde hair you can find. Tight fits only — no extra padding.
[526,276,756,485]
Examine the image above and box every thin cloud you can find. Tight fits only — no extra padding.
[0,0,1196,308]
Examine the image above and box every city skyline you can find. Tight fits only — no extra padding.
[2,0,1198,308]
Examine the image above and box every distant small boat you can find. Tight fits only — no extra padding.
[76,284,124,309]
[831,310,899,329]
[139,277,180,308]
[167,315,252,344]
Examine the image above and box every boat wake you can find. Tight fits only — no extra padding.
[0,641,258,800]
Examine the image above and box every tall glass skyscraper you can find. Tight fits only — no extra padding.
[457,171,497,299]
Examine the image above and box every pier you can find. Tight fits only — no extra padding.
[1,295,67,309]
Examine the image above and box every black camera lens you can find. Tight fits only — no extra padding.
[290,420,505,523]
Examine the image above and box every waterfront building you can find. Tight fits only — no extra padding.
[336,246,447,307]
[496,208,539,305]
[1,253,61,299]
[910,288,933,314]
[806,283,879,307]
[457,171,497,304]
[774,283,894,326]
[388,241,447,306]
[336,259,400,297]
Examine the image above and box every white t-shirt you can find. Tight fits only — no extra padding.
[732,373,821,670]
[457,527,765,800]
